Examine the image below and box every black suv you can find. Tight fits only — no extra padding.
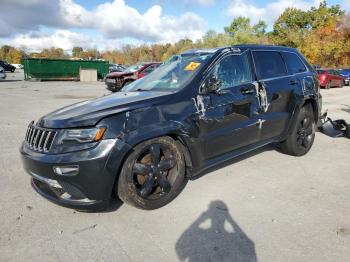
[20,45,321,210]
[0,60,15,72]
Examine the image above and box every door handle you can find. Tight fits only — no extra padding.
[240,86,255,95]
[289,79,298,85]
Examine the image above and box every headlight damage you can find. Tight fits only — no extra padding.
[59,127,106,143]
[24,124,107,154]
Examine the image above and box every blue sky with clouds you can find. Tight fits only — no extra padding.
[0,0,348,52]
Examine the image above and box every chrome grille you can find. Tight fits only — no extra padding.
[24,123,56,152]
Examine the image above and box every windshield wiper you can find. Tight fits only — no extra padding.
[135,88,151,91]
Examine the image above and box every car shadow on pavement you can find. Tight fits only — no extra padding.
[0,80,23,82]
[175,200,256,262]
[341,104,350,113]
[101,197,124,213]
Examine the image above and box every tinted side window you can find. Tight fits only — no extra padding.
[211,52,253,89]
[281,52,306,74]
[253,51,287,79]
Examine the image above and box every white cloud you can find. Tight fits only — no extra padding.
[0,0,61,37]
[185,0,216,5]
[7,30,124,52]
[59,0,205,42]
[227,0,322,25]
[0,0,206,44]
[343,0,350,11]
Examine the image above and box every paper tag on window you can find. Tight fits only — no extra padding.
[185,62,201,71]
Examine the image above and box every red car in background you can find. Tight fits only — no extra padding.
[317,69,345,89]
[105,62,162,92]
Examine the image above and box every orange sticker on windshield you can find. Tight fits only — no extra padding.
[185,62,201,71]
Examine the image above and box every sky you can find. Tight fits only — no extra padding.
[0,0,349,52]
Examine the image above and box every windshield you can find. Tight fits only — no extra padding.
[123,53,214,92]
[124,64,145,73]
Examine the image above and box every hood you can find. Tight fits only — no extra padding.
[38,91,171,128]
[107,71,134,78]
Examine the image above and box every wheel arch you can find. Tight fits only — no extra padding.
[284,97,319,138]
[126,130,194,170]
[302,98,318,123]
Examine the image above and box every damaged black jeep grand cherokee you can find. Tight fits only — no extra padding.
[20,45,321,210]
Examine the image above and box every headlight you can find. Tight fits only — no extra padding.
[59,127,106,143]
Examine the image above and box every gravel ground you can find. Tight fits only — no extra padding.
[0,71,349,262]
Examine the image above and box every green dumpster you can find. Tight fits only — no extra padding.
[23,58,109,81]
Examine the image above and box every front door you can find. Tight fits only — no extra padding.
[196,51,261,159]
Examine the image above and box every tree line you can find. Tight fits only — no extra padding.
[0,1,349,68]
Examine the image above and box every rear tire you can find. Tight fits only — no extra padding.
[117,136,186,210]
[280,105,316,156]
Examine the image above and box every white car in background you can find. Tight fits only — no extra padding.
[0,66,7,79]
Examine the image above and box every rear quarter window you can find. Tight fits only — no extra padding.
[281,52,307,74]
[253,51,287,79]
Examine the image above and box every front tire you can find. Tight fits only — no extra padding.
[325,81,331,89]
[117,136,186,210]
[280,105,316,156]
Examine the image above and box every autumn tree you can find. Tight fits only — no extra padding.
[271,0,344,47]
[0,45,24,63]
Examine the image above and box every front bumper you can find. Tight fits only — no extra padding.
[105,79,122,92]
[20,139,131,210]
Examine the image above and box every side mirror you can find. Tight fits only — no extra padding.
[201,75,222,94]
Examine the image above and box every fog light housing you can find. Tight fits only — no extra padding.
[53,165,79,176]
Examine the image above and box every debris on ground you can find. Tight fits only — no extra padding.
[336,228,350,237]
[318,112,350,139]
[73,224,97,234]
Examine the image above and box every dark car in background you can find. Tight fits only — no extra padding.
[20,45,321,211]
[339,68,350,86]
[0,60,16,72]
[317,68,344,89]
[0,65,7,79]
[105,62,161,92]
[109,64,126,73]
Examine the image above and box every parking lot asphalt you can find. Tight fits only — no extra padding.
[0,71,349,262]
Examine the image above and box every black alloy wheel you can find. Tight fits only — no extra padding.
[133,144,176,199]
[117,136,186,209]
[280,105,315,156]
[296,116,314,149]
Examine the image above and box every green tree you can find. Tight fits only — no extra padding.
[72,46,83,58]
[252,20,267,37]
[224,17,251,35]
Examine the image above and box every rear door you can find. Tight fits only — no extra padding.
[252,50,295,140]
